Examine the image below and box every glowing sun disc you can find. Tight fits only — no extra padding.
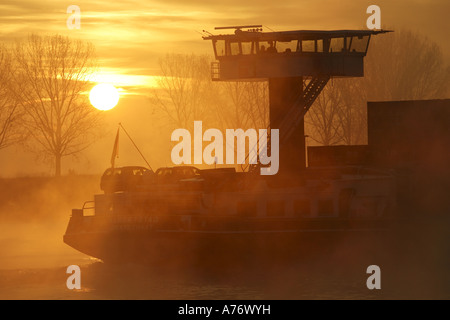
[89,83,120,110]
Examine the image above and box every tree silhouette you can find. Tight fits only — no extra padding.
[306,29,450,146]
[0,45,24,150]
[14,34,101,176]
[152,53,212,128]
[305,80,343,146]
[365,29,450,101]
[152,53,269,131]
[215,81,269,130]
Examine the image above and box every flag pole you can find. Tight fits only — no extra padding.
[118,123,153,172]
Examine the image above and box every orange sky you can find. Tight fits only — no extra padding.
[0,0,449,176]
[1,0,449,93]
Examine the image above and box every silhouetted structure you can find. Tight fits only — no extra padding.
[308,145,369,167]
[308,99,450,215]
[367,99,450,215]
[203,27,390,173]
[63,27,398,267]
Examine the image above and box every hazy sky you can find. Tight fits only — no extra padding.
[0,0,449,176]
[1,0,449,92]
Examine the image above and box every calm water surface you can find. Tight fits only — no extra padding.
[0,219,448,300]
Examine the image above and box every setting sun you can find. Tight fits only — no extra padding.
[89,83,120,110]
[0,0,449,302]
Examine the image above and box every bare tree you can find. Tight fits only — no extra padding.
[242,81,269,129]
[152,53,269,131]
[335,78,367,145]
[0,45,24,150]
[216,81,269,130]
[152,53,213,128]
[217,82,249,129]
[306,29,450,146]
[364,29,450,101]
[150,53,270,171]
[14,34,100,176]
[305,80,343,146]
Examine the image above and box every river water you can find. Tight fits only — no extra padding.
[0,218,448,300]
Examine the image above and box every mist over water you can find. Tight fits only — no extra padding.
[1,225,449,300]
[0,176,448,300]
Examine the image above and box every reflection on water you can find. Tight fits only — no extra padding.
[0,219,449,300]
[0,261,383,300]
[0,221,90,270]
[1,256,448,300]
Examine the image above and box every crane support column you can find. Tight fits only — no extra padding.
[269,77,306,173]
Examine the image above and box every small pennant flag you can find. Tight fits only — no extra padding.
[111,128,120,168]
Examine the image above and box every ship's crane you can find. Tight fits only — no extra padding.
[203,26,391,174]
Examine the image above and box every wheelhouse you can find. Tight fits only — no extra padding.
[203,27,391,80]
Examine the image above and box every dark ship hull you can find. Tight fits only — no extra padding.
[64,167,396,266]
[63,215,391,265]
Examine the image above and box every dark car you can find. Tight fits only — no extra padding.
[154,166,202,184]
[100,166,153,193]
